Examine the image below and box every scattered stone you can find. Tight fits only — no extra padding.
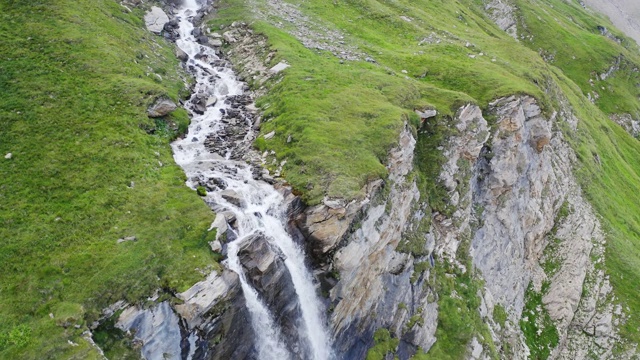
[175,48,188,62]
[223,31,238,43]
[144,7,170,35]
[117,236,137,244]
[206,96,218,107]
[264,131,276,140]
[4,153,12,159]
[415,109,437,120]
[210,39,223,47]
[147,97,177,117]
[209,240,222,252]
[269,61,290,74]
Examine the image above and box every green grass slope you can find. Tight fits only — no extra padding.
[0,0,217,357]
[211,0,550,204]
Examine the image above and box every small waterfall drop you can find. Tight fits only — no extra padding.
[170,1,333,359]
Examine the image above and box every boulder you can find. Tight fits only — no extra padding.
[223,31,238,43]
[415,108,437,120]
[210,39,223,47]
[191,94,208,114]
[206,95,218,107]
[147,97,177,117]
[220,189,246,208]
[144,7,170,35]
[175,48,188,62]
[269,61,290,74]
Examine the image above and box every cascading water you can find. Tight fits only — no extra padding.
[170,1,333,359]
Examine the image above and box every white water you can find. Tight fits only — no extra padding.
[171,1,333,359]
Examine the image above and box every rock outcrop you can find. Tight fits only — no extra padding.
[147,97,177,117]
[484,0,518,39]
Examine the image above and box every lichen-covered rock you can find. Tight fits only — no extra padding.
[144,6,170,35]
[147,97,177,117]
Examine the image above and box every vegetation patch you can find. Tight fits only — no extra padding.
[418,261,496,360]
[366,328,399,360]
[519,284,559,360]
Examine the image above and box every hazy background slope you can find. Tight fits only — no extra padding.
[582,0,640,45]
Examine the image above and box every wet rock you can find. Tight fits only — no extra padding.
[147,97,177,117]
[191,94,208,114]
[175,48,188,62]
[220,189,246,208]
[206,95,218,107]
[237,233,304,356]
[144,6,170,35]
[117,302,182,359]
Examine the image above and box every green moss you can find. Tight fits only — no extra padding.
[366,328,399,360]
[492,304,508,328]
[196,186,208,197]
[92,310,141,360]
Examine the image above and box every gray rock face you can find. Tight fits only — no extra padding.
[237,233,306,358]
[117,301,182,360]
[147,97,177,117]
[144,6,170,35]
[433,95,624,358]
[295,125,437,359]
[611,113,640,138]
[470,96,560,316]
[484,0,518,39]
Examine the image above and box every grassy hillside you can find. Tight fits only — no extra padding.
[210,0,640,356]
[0,0,217,357]
[211,0,550,204]
[3,0,640,357]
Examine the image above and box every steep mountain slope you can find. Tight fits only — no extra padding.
[205,0,640,357]
[3,0,640,359]
[0,0,218,357]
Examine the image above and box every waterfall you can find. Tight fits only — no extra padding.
[170,1,333,359]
